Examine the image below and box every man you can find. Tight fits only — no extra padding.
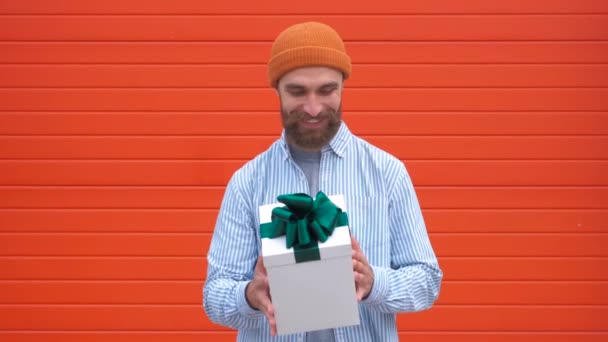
[203,22,442,341]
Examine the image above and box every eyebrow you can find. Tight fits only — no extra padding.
[284,84,307,92]
[319,82,339,90]
[284,81,340,92]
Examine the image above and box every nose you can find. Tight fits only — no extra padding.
[302,93,323,117]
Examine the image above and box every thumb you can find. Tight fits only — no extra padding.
[350,234,361,251]
[256,255,268,275]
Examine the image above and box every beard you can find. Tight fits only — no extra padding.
[281,104,342,150]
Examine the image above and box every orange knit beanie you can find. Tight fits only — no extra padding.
[268,22,352,87]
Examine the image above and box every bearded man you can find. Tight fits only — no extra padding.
[203,21,442,342]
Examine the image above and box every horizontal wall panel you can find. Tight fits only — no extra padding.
[0,257,208,280]
[1,161,607,186]
[386,208,604,232]
[396,306,608,331]
[1,112,607,136]
[0,333,237,342]
[0,209,218,232]
[417,187,608,209]
[1,280,606,305]
[0,281,207,305]
[2,16,608,41]
[3,136,607,160]
[0,233,606,257]
[1,89,607,111]
[406,161,608,186]
[1,0,607,14]
[2,64,608,88]
[1,209,605,233]
[0,209,608,233]
[0,233,212,257]
[2,43,608,64]
[0,187,225,209]
[0,305,225,331]
[0,160,244,186]
[0,257,606,281]
[0,305,605,331]
[430,233,608,257]
[400,333,608,341]
[0,333,606,342]
[440,281,608,305]
[2,186,606,209]
[0,233,211,257]
[442,258,608,281]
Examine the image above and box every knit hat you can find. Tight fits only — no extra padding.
[268,22,352,87]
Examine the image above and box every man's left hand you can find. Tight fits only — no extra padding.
[351,235,374,301]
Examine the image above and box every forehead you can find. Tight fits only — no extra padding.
[279,66,343,88]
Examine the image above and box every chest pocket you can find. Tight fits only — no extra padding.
[345,195,390,266]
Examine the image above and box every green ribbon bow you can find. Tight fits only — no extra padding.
[260,191,349,263]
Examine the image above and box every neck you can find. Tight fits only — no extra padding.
[287,139,323,153]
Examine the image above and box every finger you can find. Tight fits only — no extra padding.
[265,282,273,302]
[270,321,277,336]
[354,270,366,291]
[353,258,365,279]
[255,282,276,334]
[354,269,368,283]
[259,296,275,320]
[256,255,268,275]
[353,257,370,275]
[352,249,365,264]
[352,258,362,273]
[263,275,270,289]
[351,245,369,266]
[352,248,367,267]
[263,309,277,336]
[269,316,277,336]
[355,284,365,301]
[265,303,277,336]
[354,272,371,301]
[350,235,361,252]
[352,250,372,277]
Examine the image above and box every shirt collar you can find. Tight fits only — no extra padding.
[279,121,352,160]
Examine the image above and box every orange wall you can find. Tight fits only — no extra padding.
[1,1,607,341]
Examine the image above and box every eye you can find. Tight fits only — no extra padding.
[285,86,307,97]
[289,90,306,97]
[318,85,337,96]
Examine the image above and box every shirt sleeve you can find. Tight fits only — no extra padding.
[203,171,265,329]
[362,161,443,313]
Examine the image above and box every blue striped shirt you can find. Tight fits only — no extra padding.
[204,122,443,342]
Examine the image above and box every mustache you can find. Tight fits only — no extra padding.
[287,109,336,120]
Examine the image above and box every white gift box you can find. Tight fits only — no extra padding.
[259,194,360,336]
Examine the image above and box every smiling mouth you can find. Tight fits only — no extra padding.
[301,118,324,128]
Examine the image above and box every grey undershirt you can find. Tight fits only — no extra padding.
[289,145,336,342]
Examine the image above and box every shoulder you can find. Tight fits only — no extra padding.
[227,139,284,193]
[349,134,406,175]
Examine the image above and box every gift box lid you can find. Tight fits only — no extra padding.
[259,194,352,268]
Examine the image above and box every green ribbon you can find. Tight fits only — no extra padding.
[260,191,349,263]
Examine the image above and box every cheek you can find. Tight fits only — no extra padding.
[328,97,341,110]
[279,95,302,113]
[325,91,342,107]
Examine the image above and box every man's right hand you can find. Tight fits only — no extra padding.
[245,256,277,336]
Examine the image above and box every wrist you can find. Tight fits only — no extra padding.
[237,281,263,318]
[362,266,387,305]
[244,281,258,310]
[362,267,374,300]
